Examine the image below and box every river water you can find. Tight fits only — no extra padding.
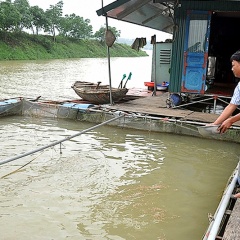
[0,55,152,101]
[0,56,240,239]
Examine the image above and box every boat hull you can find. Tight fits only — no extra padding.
[0,98,23,117]
[72,81,128,104]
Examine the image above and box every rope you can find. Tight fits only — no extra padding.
[0,114,125,166]
[1,151,44,179]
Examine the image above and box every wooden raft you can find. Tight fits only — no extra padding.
[222,199,240,239]
[109,94,240,126]
[108,94,221,124]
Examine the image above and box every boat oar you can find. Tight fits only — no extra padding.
[123,72,132,88]
[118,74,126,88]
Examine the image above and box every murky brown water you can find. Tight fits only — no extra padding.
[0,57,240,239]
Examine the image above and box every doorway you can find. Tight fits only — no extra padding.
[207,11,240,96]
[181,11,211,94]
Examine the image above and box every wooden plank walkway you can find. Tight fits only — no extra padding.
[223,199,240,239]
[109,93,240,126]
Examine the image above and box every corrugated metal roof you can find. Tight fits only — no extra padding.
[96,0,240,34]
[96,0,175,34]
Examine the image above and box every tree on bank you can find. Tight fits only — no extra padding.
[29,5,47,35]
[0,0,121,43]
[44,1,63,42]
[0,0,21,35]
[59,13,93,39]
[14,0,32,31]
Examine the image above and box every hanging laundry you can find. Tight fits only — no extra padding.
[131,37,147,51]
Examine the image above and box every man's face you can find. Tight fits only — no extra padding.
[231,60,240,78]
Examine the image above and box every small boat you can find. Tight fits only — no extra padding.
[0,97,23,117]
[71,81,128,104]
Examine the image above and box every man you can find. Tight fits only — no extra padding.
[213,50,240,133]
[234,192,240,198]
[213,50,240,199]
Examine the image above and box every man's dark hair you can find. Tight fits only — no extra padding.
[230,50,240,62]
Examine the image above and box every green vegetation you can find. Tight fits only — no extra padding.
[0,0,147,60]
[0,0,120,41]
[0,32,147,60]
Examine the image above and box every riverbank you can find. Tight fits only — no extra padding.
[0,32,147,60]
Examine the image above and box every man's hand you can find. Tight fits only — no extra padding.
[217,118,233,133]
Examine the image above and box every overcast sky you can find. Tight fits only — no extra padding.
[27,0,172,41]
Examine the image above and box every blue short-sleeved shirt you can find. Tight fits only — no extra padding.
[230,82,240,105]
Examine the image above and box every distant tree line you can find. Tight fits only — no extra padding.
[0,0,121,41]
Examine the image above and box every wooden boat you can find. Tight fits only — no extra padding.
[0,97,23,117]
[202,161,240,240]
[71,81,128,104]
